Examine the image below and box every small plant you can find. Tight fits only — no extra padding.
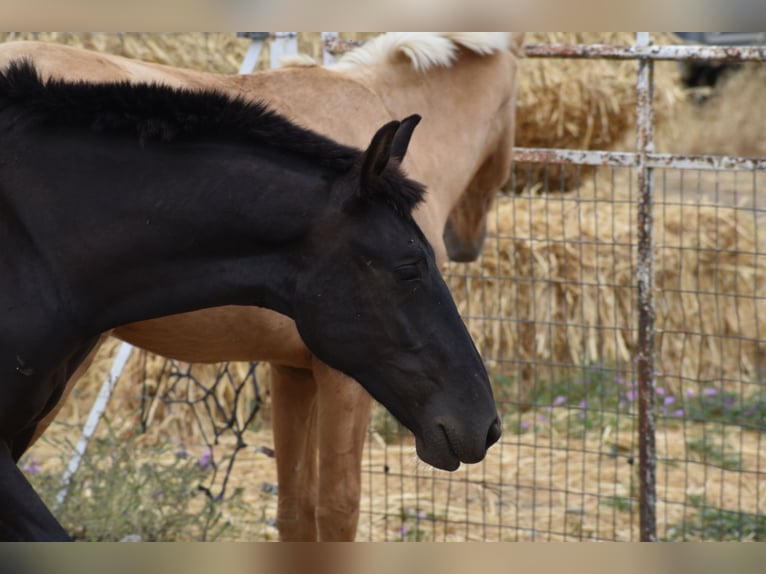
[600,495,635,513]
[22,421,252,541]
[491,373,519,405]
[664,495,766,541]
[396,506,439,542]
[684,386,766,429]
[686,436,742,471]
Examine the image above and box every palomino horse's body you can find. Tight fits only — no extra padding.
[0,61,500,540]
[1,32,519,540]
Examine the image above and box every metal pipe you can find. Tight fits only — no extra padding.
[635,31,657,542]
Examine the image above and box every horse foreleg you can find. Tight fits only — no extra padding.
[24,332,110,452]
[313,358,373,542]
[0,441,70,541]
[270,364,319,541]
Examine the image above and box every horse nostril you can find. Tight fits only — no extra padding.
[486,416,502,449]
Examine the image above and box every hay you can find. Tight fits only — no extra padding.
[513,32,686,193]
[447,177,766,396]
[657,61,766,158]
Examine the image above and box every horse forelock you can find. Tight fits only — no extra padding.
[331,32,512,73]
[373,166,426,217]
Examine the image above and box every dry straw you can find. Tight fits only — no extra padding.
[450,170,765,396]
[513,32,686,193]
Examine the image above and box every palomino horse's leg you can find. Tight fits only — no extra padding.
[270,364,319,541]
[313,358,373,542]
[0,441,70,541]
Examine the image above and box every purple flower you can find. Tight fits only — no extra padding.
[703,387,718,397]
[520,420,530,430]
[537,414,548,423]
[198,448,213,470]
[554,395,566,406]
[578,400,587,409]
[664,396,676,406]
[418,511,427,520]
[656,387,666,396]
[578,412,587,420]
[685,389,696,398]
[626,390,639,401]
[399,526,410,537]
[673,409,684,417]
[22,459,40,476]
[406,508,415,516]
[615,376,626,385]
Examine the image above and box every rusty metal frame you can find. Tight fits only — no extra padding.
[514,33,766,542]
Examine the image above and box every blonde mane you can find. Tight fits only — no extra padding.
[330,32,512,72]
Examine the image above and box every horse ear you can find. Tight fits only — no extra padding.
[359,119,401,191]
[391,114,421,162]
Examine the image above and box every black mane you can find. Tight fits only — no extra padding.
[0,59,424,216]
[0,60,360,167]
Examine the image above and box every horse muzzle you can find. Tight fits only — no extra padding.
[415,412,502,471]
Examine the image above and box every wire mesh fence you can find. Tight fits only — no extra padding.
[12,32,766,541]
[357,160,765,541]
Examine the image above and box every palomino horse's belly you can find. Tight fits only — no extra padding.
[114,306,313,369]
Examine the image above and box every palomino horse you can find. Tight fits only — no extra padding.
[1,32,520,540]
[0,61,501,541]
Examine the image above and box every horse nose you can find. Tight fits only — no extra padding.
[486,416,502,449]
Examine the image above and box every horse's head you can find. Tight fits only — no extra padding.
[443,92,516,263]
[293,116,501,471]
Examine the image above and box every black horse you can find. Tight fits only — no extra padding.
[0,61,501,540]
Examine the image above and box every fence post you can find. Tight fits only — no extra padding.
[269,32,298,68]
[635,31,657,542]
[236,32,269,75]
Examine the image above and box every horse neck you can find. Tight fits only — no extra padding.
[14,131,326,334]
[346,51,516,258]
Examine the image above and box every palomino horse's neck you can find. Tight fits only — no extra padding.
[343,50,517,264]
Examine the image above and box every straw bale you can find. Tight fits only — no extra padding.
[513,32,686,193]
[657,61,766,158]
[447,180,766,396]
[0,33,255,73]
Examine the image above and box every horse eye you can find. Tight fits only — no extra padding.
[395,264,420,282]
